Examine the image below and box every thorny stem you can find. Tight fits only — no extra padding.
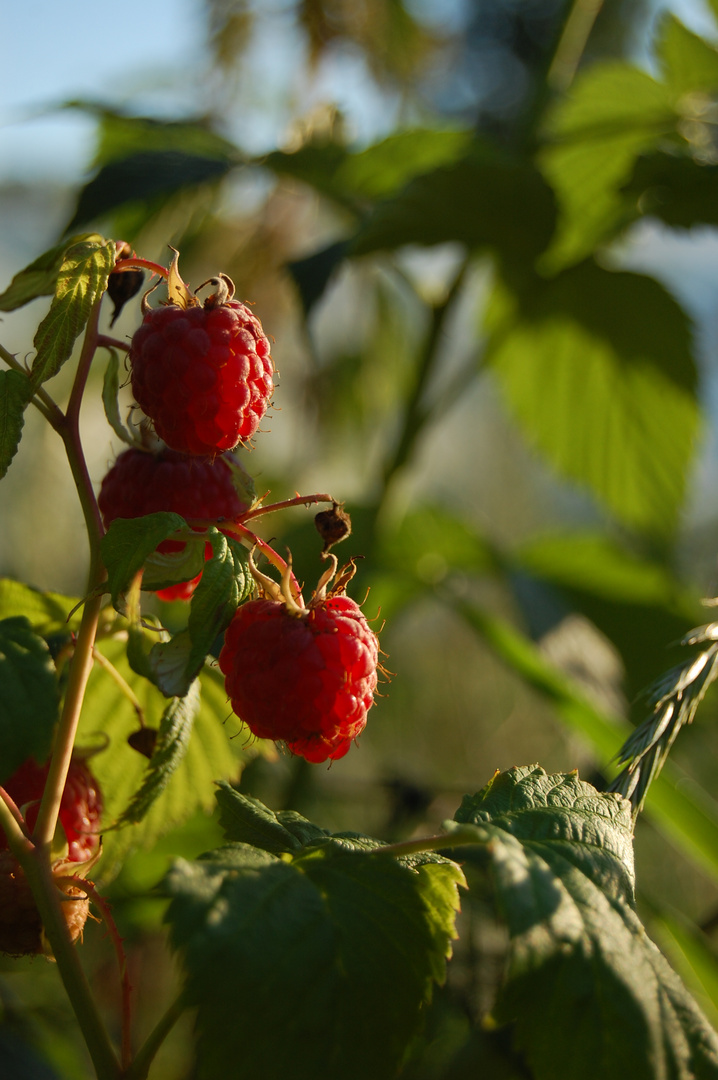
[241,492,335,521]
[217,519,305,604]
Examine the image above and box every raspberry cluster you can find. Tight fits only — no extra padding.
[219,568,379,763]
[130,278,274,456]
[98,447,251,600]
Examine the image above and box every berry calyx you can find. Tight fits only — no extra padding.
[218,554,379,763]
[98,446,253,600]
[0,758,102,955]
[129,252,274,456]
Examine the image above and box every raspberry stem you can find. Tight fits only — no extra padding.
[218,520,305,606]
[113,257,169,280]
[60,876,133,1071]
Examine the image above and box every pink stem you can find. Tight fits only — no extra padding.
[113,258,168,279]
[242,493,335,522]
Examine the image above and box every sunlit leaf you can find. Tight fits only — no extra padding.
[0,233,105,312]
[450,766,718,1080]
[31,238,115,386]
[485,261,699,536]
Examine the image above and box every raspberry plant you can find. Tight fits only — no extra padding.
[6,8,718,1077]
[0,236,718,1080]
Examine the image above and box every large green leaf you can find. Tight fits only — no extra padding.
[351,150,556,260]
[164,791,464,1080]
[658,15,718,97]
[538,62,675,270]
[264,127,473,207]
[0,617,59,784]
[67,151,234,231]
[31,238,115,387]
[0,370,33,480]
[451,766,718,1080]
[485,261,699,536]
[0,579,83,637]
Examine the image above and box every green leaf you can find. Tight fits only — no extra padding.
[538,63,674,270]
[658,15,718,97]
[31,238,115,387]
[0,233,104,312]
[135,531,250,698]
[0,370,33,480]
[185,531,250,677]
[624,152,718,229]
[351,151,556,260]
[485,261,699,535]
[0,578,83,636]
[264,127,473,208]
[114,681,201,827]
[101,351,135,446]
[164,825,464,1080]
[100,512,188,608]
[67,151,233,231]
[451,766,718,1080]
[0,617,59,784]
[78,638,267,881]
[215,781,328,853]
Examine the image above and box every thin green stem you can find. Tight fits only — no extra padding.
[376,829,482,859]
[123,994,187,1080]
[547,0,605,92]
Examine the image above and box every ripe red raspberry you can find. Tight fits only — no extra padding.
[219,557,379,763]
[129,271,274,456]
[1,757,102,864]
[98,446,252,601]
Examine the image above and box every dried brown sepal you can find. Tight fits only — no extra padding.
[0,852,92,957]
[127,727,158,759]
[107,268,145,326]
[315,502,352,553]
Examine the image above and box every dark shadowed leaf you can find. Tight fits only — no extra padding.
[100,512,188,608]
[67,151,234,231]
[351,152,556,260]
[215,781,329,852]
[0,617,59,784]
[165,810,464,1080]
[0,370,33,480]
[449,766,718,1080]
[624,153,718,229]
